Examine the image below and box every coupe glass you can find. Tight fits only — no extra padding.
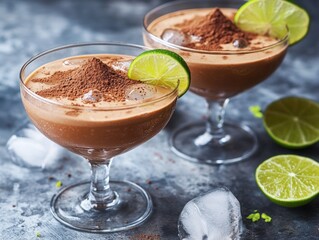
[143,0,289,164]
[20,43,178,232]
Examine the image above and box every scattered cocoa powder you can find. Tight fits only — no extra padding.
[176,8,256,50]
[130,234,161,240]
[32,57,138,103]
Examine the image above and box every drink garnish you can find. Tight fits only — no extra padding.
[256,154,319,207]
[172,8,255,50]
[263,96,319,149]
[33,57,139,103]
[127,49,191,97]
[234,0,310,45]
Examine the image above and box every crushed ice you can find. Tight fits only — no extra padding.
[111,60,131,72]
[161,28,201,46]
[82,89,103,103]
[125,84,157,101]
[178,187,243,240]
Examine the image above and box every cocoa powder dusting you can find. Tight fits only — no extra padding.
[33,57,138,103]
[32,70,73,85]
[176,8,256,50]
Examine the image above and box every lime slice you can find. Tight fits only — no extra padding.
[234,0,310,45]
[256,155,319,207]
[263,96,319,149]
[128,49,190,97]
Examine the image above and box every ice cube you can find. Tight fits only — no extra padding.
[125,84,157,101]
[161,28,200,46]
[82,89,103,103]
[6,123,65,169]
[178,187,243,240]
[111,60,131,72]
[63,59,84,67]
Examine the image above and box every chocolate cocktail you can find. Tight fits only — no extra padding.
[144,0,288,164]
[20,43,178,232]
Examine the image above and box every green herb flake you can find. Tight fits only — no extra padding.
[36,231,41,238]
[55,180,63,188]
[249,105,263,118]
[247,212,260,222]
[252,213,260,222]
[261,213,272,222]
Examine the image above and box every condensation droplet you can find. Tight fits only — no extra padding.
[233,38,248,48]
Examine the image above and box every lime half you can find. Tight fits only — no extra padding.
[263,96,319,149]
[234,0,310,45]
[128,49,190,97]
[256,155,319,207]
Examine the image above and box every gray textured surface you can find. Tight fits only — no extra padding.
[0,0,319,239]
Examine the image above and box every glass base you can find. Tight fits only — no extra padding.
[50,180,153,233]
[169,121,258,165]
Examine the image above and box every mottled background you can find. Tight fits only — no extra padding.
[0,0,318,239]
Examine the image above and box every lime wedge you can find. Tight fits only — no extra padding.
[234,0,310,45]
[263,96,319,149]
[256,155,319,207]
[128,49,190,97]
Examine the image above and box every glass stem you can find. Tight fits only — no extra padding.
[206,98,229,137]
[88,159,118,210]
[194,98,230,146]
